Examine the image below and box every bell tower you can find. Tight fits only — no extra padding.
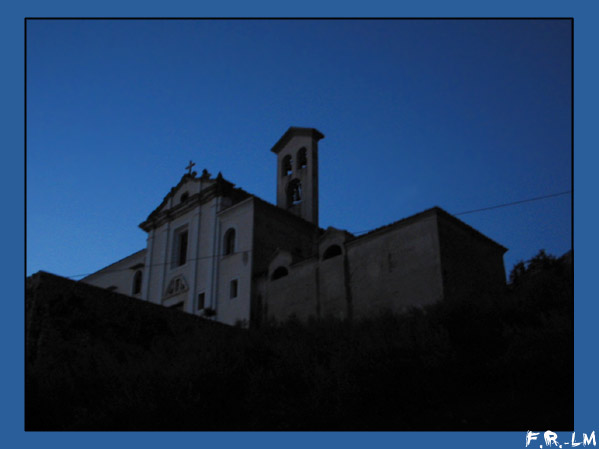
[271,127,324,226]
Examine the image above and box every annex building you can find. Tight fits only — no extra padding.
[83,127,507,327]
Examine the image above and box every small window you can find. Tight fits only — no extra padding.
[271,266,288,280]
[224,228,236,255]
[197,292,205,310]
[180,191,189,203]
[230,280,238,299]
[132,270,142,295]
[323,245,342,260]
[282,155,293,177]
[297,147,307,169]
[286,179,302,207]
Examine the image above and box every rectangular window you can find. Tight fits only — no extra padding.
[172,227,189,268]
[178,230,188,266]
[197,292,205,310]
[230,280,238,299]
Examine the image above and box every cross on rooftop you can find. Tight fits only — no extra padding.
[185,160,196,175]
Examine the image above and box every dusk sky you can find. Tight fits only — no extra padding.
[26,19,571,281]
[9,1,599,445]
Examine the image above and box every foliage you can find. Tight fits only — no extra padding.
[509,249,563,285]
[26,252,572,430]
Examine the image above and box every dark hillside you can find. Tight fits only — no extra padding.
[26,253,572,430]
[26,272,249,430]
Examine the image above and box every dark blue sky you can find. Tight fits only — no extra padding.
[26,19,571,279]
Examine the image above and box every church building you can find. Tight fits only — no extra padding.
[82,127,507,327]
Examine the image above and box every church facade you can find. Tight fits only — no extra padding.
[82,127,507,327]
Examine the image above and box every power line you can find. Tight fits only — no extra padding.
[453,190,571,216]
[352,190,571,235]
[65,250,253,280]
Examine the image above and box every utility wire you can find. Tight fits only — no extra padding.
[454,190,571,217]
[352,190,571,235]
[65,250,253,280]
[62,190,571,280]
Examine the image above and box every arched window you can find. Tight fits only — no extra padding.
[286,179,302,207]
[224,228,236,255]
[323,244,342,260]
[132,270,142,294]
[297,147,307,169]
[180,191,189,203]
[281,155,293,177]
[271,266,289,280]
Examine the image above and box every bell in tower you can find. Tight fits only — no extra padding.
[270,127,324,226]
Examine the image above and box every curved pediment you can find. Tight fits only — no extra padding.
[164,274,189,299]
[146,172,203,219]
[139,169,220,231]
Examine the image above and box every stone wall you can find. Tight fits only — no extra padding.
[252,198,319,275]
[347,212,444,317]
[258,211,447,323]
[436,211,506,301]
[262,257,319,322]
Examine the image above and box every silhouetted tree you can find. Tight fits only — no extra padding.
[509,249,560,285]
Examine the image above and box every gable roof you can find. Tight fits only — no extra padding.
[136,167,505,255]
[143,171,202,223]
[139,171,250,232]
[270,127,324,154]
[352,206,507,252]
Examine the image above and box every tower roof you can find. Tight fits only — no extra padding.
[270,127,324,154]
